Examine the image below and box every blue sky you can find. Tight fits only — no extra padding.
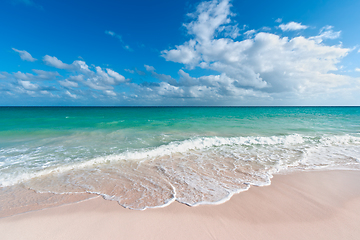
[1,0,359,106]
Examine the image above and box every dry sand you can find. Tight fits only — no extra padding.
[1,170,360,240]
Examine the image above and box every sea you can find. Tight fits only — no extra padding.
[1,106,360,213]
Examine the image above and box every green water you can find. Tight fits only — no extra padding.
[0,107,360,209]
[1,106,359,138]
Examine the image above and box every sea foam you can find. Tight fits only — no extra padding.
[1,134,359,210]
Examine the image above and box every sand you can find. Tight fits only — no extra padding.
[1,170,360,240]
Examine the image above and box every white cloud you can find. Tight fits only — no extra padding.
[73,60,91,72]
[144,65,155,72]
[275,18,282,23]
[106,69,126,82]
[22,54,129,97]
[279,22,308,31]
[176,70,268,98]
[161,40,201,66]
[184,0,236,42]
[52,59,128,91]
[43,55,74,70]
[3,0,358,105]
[355,68,360,72]
[105,30,133,51]
[144,65,177,84]
[0,70,61,99]
[83,81,113,91]
[43,56,93,75]
[135,68,146,76]
[221,24,241,39]
[12,70,59,81]
[13,71,33,80]
[3,54,130,101]
[18,80,39,91]
[12,48,37,62]
[40,90,51,95]
[105,30,115,37]
[32,70,60,80]
[309,26,341,43]
[59,80,79,88]
[68,75,84,82]
[65,90,78,99]
[104,90,117,96]
[244,29,256,37]
[261,27,271,31]
[160,0,354,104]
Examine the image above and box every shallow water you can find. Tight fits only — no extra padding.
[1,107,360,211]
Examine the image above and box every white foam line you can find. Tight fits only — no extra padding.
[87,190,177,211]
[2,134,360,187]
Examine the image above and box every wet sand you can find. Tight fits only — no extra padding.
[1,170,360,240]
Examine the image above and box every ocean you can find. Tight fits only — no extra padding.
[1,107,360,212]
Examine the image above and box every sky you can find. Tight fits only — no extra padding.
[0,0,360,106]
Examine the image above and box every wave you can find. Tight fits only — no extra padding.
[1,134,360,188]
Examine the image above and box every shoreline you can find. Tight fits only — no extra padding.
[1,170,360,239]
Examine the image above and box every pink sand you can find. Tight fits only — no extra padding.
[1,170,360,240]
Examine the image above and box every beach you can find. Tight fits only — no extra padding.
[1,170,360,240]
[1,107,360,239]
[2,0,359,237]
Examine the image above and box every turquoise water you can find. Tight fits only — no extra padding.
[1,107,360,210]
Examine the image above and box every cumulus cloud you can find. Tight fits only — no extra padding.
[13,71,33,80]
[0,69,60,100]
[355,68,360,72]
[107,69,126,82]
[184,0,238,42]
[43,55,128,96]
[161,40,200,66]
[43,55,74,70]
[44,56,95,74]
[160,0,354,104]
[2,0,358,105]
[275,18,282,23]
[18,80,39,91]
[12,48,37,62]
[176,69,268,98]
[279,22,308,31]
[3,54,128,100]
